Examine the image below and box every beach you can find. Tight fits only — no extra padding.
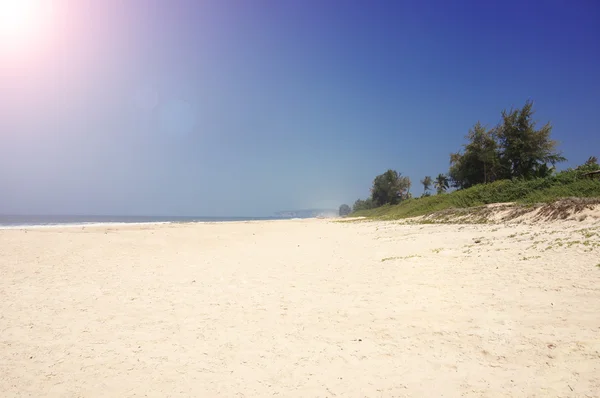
[1,217,599,397]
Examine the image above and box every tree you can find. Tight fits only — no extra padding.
[420,176,433,195]
[434,174,450,194]
[496,100,565,179]
[449,122,499,188]
[352,198,374,212]
[472,124,500,183]
[338,204,351,216]
[371,169,411,206]
[400,175,412,200]
[449,102,566,188]
[586,156,598,166]
[576,156,600,174]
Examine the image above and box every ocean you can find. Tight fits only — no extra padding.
[0,214,289,228]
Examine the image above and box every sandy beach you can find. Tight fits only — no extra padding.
[1,217,600,397]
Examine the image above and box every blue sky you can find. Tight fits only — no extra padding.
[1,0,599,216]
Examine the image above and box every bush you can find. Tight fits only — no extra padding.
[339,204,351,217]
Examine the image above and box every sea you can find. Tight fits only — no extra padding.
[0,214,290,228]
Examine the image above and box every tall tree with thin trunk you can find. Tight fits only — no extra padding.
[420,176,433,195]
[434,174,450,194]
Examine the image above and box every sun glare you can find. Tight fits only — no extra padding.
[0,0,45,50]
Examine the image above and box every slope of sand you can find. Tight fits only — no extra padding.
[1,217,600,397]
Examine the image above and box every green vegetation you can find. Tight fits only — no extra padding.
[381,254,422,262]
[420,176,433,197]
[338,204,351,217]
[434,174,450,195]
[449,121,501,188]
[521,255,542,261]
[352,197,375,212]
[353,168,600,220]
[450,101,565,188]
[371,169,411,206]
[349,100,600,220]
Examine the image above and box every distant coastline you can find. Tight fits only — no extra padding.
[0,214,291,228]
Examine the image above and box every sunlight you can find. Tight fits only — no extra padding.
[0,0,45,50]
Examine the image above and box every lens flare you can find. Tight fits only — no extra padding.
[0,0,47,51]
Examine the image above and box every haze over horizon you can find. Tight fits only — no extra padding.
[1,0,599,217]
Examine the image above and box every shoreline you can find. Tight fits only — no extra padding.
[0,216,330,230]
[0,221,174,230]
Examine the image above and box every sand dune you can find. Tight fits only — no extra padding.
[1,217,600,397]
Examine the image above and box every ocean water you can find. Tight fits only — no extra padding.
[0,214,287,228]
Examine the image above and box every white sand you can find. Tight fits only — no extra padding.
[1,218,600,397]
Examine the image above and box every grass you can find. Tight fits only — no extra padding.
[542,238,600,251]
[521,255,542,261]
[334,218,369,224]
[381,254,422,262]
[352,171,600,221]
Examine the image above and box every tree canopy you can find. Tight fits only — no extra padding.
[449,101,565,188]
[371,169,411,206]
[496,100,565,179]
[576,156,600,174]
[352,198,375,212]
[434,174,450,194]
[449,122,499,188]
[338,204,351,217]
[420,176,433,195]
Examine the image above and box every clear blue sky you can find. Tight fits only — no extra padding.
[1,0,599,216]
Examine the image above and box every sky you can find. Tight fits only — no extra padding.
[1,0,599,216]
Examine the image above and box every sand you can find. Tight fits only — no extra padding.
[1,217,600,397]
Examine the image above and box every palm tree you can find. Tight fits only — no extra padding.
[434,174,449,194]
[420,176,433,196]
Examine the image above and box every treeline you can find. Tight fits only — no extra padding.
[339,100,599,216]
